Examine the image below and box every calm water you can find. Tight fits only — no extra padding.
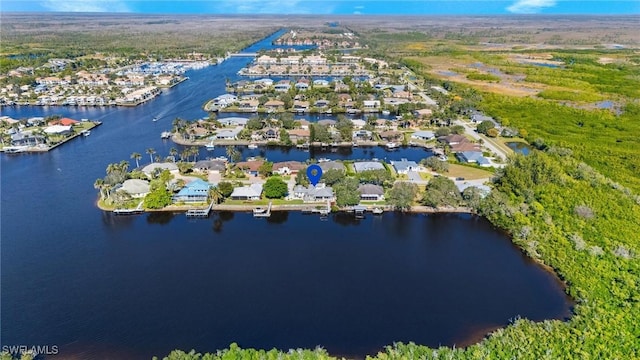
[1,30,571,359]
[506,142,533,155]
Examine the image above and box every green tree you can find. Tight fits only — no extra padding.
[321,168,345,185]
[476,120,495,134]
[143,184,172,209]
[263,177,288,199]
[421,176,462,207]
[258,161,273,177]
[226,146,241,163]
[295,169,309,186]
[279,128,291,145]
[217,181,235,197]
[177,161,193,174]
[387,182,418,210]
[246,117,263,130]
[335,115,354,142]
[462,186,484,210]
[333,178,360,207]
[421,156,449,172]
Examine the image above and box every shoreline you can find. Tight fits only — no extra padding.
[97,200,473,215]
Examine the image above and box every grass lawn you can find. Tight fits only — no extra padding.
[445,164,494,180]
[418,172,432,180]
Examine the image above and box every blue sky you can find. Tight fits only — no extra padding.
[1,1,638,15]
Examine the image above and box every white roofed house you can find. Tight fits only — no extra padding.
[218,117,248,127]
[292,184,334,202]
[215,128,241,140]
[353,161,385,173]
[363,100,381,112]
[118,179,151,198]
[230,183,263,201]
[43,125,73,135]
[411,131,435,141]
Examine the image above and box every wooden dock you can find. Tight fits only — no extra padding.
[113,201,144,215]
[253,201,272,217]
[186,201,214,218]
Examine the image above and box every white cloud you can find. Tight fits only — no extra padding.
[507,0,557,14]
[40,0,130,12]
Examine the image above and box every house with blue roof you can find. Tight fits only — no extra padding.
[456,151,492,167]
[172,179,213,203]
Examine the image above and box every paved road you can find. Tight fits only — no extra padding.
[454,119,509,161]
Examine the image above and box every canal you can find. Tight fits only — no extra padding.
[0,30,572,359]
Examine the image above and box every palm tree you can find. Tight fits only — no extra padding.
[226,146,240,163]
[190,146,200,162]
[94,178,105,200]
[209,187,223,204]
[169,148,178,162]
[145,148,156,163]
[130,152,142,168]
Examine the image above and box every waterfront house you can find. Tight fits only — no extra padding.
[390,159,421,174]
[49,118,79,127]
[411,131,435,141]
[351,119,366,129]
[214,128,242,140]
[194,160,226,173]
[10,132,45,146]
[456,151,492,167]
[218,117,248,127]
[292,184,334,202]
[230,183,263,201]
[265,128,279,140]
[317,119,337,128]
[264,100,285,111]
[274,81,291,92]
[173,179,213,203]
[314,99,330,109]
[293,100,310,112]
[297,119,310,130]
[363,100,381,111]
[295,82,309,91]
[43,125,73,135]
[352,129,373,141]
[236,160,264,176]
[118,179,150,198]
[379,130,402,142]
[238,99,259,112]
[318,161,345,173]
[254,78,274,87]
[358,184,385,201]
[313,79,330,87]
[142,162,179,176]
[213,94,238,107]
[273,161,305,175]
[353,161,385,173]
[288,129,310,143]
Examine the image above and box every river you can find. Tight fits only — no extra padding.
[0,30,572,359]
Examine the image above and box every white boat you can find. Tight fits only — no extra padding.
[382,110,391,116]
[160,131,172,139]
[152,117,158,122]
[81,130,91,137]
[352,142,358,147]
[385,142,399,149]
[253,207,267,215]
[206,140,215,151]
[372,207,384,215]
[317,158,330,163]
[247,143,258,149]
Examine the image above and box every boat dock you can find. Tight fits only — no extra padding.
[113,201,144,215]
[253,201,272,217]
[186,201,214,218]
